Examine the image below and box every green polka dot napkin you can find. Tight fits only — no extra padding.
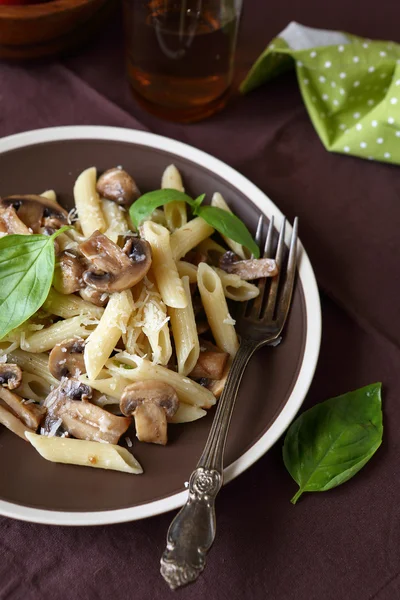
[240,22,400,164]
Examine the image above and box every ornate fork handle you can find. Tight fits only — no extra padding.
[160,338,261,590]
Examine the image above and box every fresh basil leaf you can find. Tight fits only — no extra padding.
[283,383,383,504]
[0,227,69,339]
[194,206,260,258]
[192,194,206,211]
[129,189,196,228]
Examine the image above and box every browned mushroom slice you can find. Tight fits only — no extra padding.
[190,340,229,381]
[1,195,68,233]
[0,364,22,390]
[96,167,141,206]
[79,286,109,307]
[53,251,85,294]
[44,378,130,443]
[120,381,179,445]
[0,206,31,234]
[0,387,46,430]
[219,251,278,280]
[79,231,152,292]
[0,403,34,440]
[48,338,86,380]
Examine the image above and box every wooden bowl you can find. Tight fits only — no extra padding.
[0,0,112,59]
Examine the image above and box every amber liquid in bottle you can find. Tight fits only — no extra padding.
[123,1,238,122]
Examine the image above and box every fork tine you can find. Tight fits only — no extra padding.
[263,217,286,320]
[248,216,274,319]
[252,214,264,256]
[276,217,298,326]
[238,215,264,320]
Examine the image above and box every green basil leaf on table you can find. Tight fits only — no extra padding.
[129,189,196,228]
[129,189,260,258]
[193,205,260,258]
[0,227,70,340]
[283,383,383,504]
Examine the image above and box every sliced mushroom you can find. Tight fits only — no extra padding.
[120,381,179,445]
[48,338,86,380]
[0,387,46,430]
[219,251,278,280]
[79,286,109,307]
[1,195,68,233]
[0,364,22,390]
[79,231,152,292]
[0,206,31,234]
[44,379,130,444]
[96,167,140,206]
[190,340,229,381]
[53,251,85,294]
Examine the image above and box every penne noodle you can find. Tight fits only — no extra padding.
[141,221,187,309]
[43,288,104,320]
[107,352,216,409]
[197,263,239,357]
[213,267,260,302]
[168,276,200,376]
[7,349,59,387]
[168,402,207,424]
[16,372,52,403]
[211,192,249,259]
[150,209,167,226]
[81,373,131,399]
[176,261,198,283]
[25,432,143,474]
[0,405,33,441]
[84,290,134,380]
[170,217,214,261]
[101,198,129,243]
[20,316,96,353]
[161,164,187,231]
[73,167,106,237]
[40,190,57,203]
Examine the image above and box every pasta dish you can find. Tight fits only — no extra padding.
[0,164,277,475]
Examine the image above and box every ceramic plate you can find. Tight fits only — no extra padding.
[0,126,321,525]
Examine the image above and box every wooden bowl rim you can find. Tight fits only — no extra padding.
[0,0,99,20]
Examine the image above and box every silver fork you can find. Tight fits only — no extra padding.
[160,215,299,590]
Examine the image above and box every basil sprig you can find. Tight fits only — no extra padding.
[283,383,383,504]
[129,189,260,258]
[0,227,70,340]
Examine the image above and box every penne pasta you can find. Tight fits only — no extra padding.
[84,290,134,381]
[16,372,52,403]
[141,221,187,309]
[213,267,260,302]
[0,405,33,440]
[107,352,216,409]
[197,263,239,357]
[40,190,57,203]
[25,432,143,474]
[81,373,131,399]
[176,261,198,283]
[211,192,249,259]
[150,209,167,226]
[7,349,59,387]
[170,217,214,261]
[161,164,187,231]
[168,402,207,424]
[73,167,106,237]
[20,316,97,353]
[197,238,227,264]
[43,288,104,320]
[168,276,200,376]
[101,198,129,243]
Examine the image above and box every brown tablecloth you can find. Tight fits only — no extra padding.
[1,2,400,599]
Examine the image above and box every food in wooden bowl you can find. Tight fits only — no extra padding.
[0,0,112,59]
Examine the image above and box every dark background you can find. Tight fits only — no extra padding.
[1,1,400,598]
